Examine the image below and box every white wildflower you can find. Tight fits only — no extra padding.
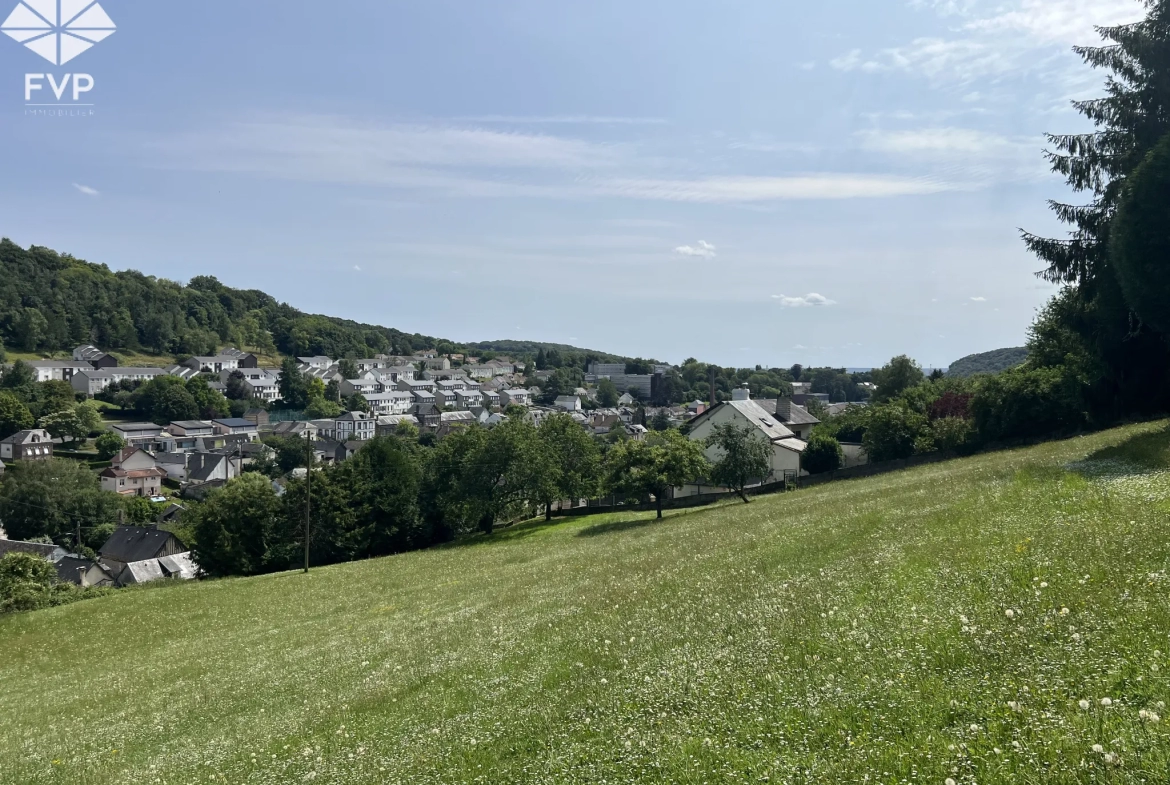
[1007,701,1021,712]
[1079,699,1090,710]
[1100,697,1113,707]
[1005,609,1015,619]
[1092,744,1104,754]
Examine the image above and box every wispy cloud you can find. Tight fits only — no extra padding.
[353,265,362,271]
[970,295,987,302]
[596,174,953,202]
[452,115,668,125]
[831,0,1143,86]
[73,183,99,196]
[674,240,716,258]
[773,293,837,307]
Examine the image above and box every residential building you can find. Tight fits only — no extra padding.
[411,389,437,412]
[297,356,334,369]
[99,447,166,497]
[481,389,501,408]
[437,410,477,436]
[364,391,414,415]
[265,420,318,439]
[375,414,419,436]
[71,367,169,396]
[98,525,196,586]
[244,408,271,427]
[500,389,530,407]
[0,429,53,462]
[397,378,435,393]
[340,378,378,397]
[186,452,243,486]
[435,388,458,408]
[72,344,119,368]
[27,359,94,382]
[315,412,376,441]
[169,420,216,438]
[588,362,626,376]
[212,418,259,438]
[109,422,167,448]
[455,389,485,410]
[683,390,807,489]
[554,395,582,412]
[183,355,241,374]
[617,392,635,406]
[756,398,821,441]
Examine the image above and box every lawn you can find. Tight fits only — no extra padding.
[2,422,1169,784]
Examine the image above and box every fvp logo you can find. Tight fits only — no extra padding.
[2,0,115,66]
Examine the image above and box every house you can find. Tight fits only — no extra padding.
[683,388,807,491]
[73,344,119,368]
[437,410,477,436]
[183,355,241,374]
[397,378,435,393]
[109,422,167,448]
[455,389,484,410]
[186,452,242,486]
[98,525,196,586]
[554,395,582,412]
[500,389,530,407]
[297,356,334,369]
[0,537,68,563]
[265,420,318,440]
[0,429,53,462]
[411,389,437,412]
[340,378,378,397]
[212,418,259,438]
[436,378,466,393]
[435,388,458,408]
[165,364,201,381]
[617,392,635,406]
[220,348,259,368]
[27,359,94,382]
[481,389,501,408]
[364,391,414,416]
[626,424,649,441]
[375,414,419,436]
[54,555,115,587]
[99,447,166,497]
[168,420,215,438]
[243,376,280,402]
[378,365,416,384]
[244,408,270,427]
[756,398,821,441]
[686,400,707,417]
[332,411,375,441]
[72,367,169,396]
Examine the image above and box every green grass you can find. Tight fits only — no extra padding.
[3,422,1170,784]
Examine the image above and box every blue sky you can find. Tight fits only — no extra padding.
[0,0,1146,367]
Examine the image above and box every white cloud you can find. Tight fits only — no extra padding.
[73,183,99,196]
[970,295,987,301]
[353,265,362,271]
[831,0,1144,85]
[857,127,1021,156]
[452,115,668,125]
[773,293,837,307]
[154,116,963,203]
[674,240,717,258]
[597,174,953,202]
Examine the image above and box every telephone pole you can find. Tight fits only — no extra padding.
[303,431,312,574]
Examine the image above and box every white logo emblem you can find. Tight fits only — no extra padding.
[2,0,115,66]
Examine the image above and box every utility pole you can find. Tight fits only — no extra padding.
[303,431,312,574]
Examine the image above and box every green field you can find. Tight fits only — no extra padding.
[3,422,1169,784]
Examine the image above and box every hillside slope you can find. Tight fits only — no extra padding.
[0,239,627,364]
[2,422,1169,783]
[947,346,1030,377]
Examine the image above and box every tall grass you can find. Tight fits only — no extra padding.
[2,421,1168,784]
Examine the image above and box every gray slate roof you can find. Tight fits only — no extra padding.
[99,526,182,564]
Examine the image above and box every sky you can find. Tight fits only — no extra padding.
[0,0,1148,368]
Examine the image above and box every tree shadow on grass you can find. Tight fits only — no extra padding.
[575,516,662,538]
[1068,422,1170,478]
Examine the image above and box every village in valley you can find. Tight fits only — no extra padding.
[0,343,876,590]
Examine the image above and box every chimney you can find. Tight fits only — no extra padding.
[732,383,751,401]
[776,397,793,421]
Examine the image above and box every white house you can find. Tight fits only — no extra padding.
[332,411,376,441]
[554,395,582,412]
[71,367,169,396]
[99,447,166,497]
[364,391,414,415]
[500,389,530,407]
[682,387,807,493]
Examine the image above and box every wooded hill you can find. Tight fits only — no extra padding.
[946,347,1029,378]
[0,239,623,364]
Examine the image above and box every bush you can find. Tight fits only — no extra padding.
[970,366,1086,444]
[862,405,928,463]
[930,416,974,453]
[0,552,102,614]
[803,433,844,474]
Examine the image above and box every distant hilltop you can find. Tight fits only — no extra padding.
[947,347,1029,378]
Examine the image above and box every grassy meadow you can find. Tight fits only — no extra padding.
[2,422,1170,784]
